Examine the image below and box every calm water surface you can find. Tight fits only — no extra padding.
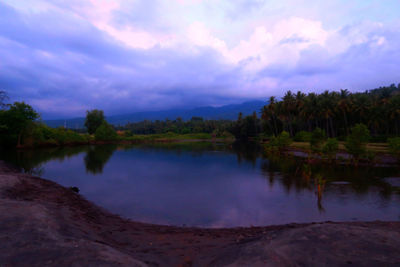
[2,142,400,227]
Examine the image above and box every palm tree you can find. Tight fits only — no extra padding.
[336,89,351,135]
[262,96,279,136]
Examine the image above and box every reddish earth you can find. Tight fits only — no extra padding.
[0,161,399,266]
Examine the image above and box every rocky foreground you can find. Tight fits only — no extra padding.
[0,161,399,266]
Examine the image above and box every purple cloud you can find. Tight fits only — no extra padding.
[0,1,399,119]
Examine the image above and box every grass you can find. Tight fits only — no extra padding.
[125,133,217,142]
[290,141,390,153]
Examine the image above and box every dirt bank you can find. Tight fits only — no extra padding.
[0,161,399,266]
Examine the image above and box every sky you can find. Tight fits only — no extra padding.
[1,0,399,119]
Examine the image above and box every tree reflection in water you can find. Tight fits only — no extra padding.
[84,145,117,174]
[1,142,399,217]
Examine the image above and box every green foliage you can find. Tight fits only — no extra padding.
[322,138,339,159]
[261,85,400,139]
[294,131,312,142]
[0,102,39,146]
[22,123,89,147]
[231,114,261,140]
[365,150,376,163]
[85,109,105,134]
[345,123,370,160]
[310,128,326,152]
[267,131,292,152]
[95,122,118,141]
[120,117,234,136]
[125,132,212,141]
[388,137,400,161]
[123,130,133,137]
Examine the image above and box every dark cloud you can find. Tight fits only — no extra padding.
[0,2,399,119]
[0,2,244,119]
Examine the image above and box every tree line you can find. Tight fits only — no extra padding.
[118,117,233,137]
[1,83,400,149]
[261,84,400,140]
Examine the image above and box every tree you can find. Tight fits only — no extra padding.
[0,90,8,109]
[267,131,292,153]
[259,84,400,139]
[85,109,105,134]
[310,128,326,153]
[322,138,339,161]
[84,145,116,174]
[230,113,260,140]
[95,121,117,141]
[0,102,39,147]
[345,123,370,161]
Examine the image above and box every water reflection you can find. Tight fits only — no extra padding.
[1,142,399,227]
[84,145,116,174]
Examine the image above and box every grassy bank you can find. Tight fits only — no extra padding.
[17,132,234,148]
[290,141,391,154]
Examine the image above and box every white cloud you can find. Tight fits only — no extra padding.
[1,0,400,118]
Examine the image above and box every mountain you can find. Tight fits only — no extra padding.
[44,100,267,129]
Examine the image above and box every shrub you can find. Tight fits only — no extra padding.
[221,130,234,139]
[26,124,89,146]
[294,131,312,142]
[365,150,376,164]
[95,122,118,141]
[124,130,133,137]
[267,131,292,152]
[345,123,370,161]
[322,138,339,160]
[388,137,400,161]
[309,128,326,152]
[64,130,87,144]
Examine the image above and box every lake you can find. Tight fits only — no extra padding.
[1,142,400,228]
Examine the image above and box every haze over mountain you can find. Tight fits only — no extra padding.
[45,100,266,129]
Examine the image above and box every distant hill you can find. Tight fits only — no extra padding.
[45,100,267,129]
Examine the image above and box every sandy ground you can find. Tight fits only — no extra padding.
[0,161,399,267]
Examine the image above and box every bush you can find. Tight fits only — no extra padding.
[267,131,292,152]
[322,138,339,160]
[95,122,118,141]
[24,124,89,146]
[294,131,312,142]
[345,123,370,160]
[388,137,400,161]
[124,130,133,137]
[365,150,376,163]
[310,128,326,152]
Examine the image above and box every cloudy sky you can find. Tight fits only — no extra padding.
[1,0,399,119]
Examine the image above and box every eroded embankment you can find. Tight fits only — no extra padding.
[0,161,399,267]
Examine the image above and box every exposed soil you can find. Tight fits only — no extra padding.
[0,161,399,266]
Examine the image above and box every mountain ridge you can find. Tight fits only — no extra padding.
[45,100,267,128]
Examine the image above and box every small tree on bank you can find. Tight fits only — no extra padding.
[85,109,105,134]
[345,123,370,162]
[1,102,39,147]
[322,138,339,161]
[267,131,292,153]
[309,128,326,153]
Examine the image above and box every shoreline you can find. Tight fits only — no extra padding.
[15,137,233,149]
[15,137,399,166]
[1,160,400,266]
